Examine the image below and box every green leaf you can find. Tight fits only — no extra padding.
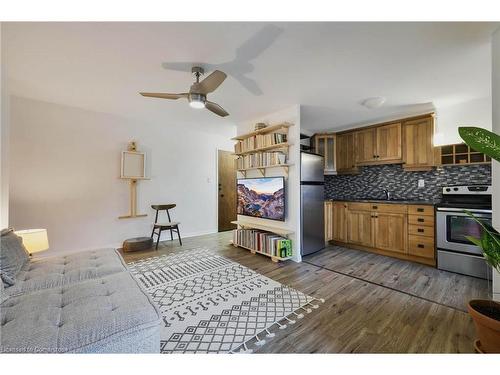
[458,127,500,162]
[463,211,500,273]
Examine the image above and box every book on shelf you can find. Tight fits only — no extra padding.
[234,133,287,153]
[232,228,292,258]
[236,151,287,169]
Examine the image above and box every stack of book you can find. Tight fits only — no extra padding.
[232,229,292,258]
[236,151,286,169]
[234,133,287,153]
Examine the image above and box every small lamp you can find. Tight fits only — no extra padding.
[15,229,49,255]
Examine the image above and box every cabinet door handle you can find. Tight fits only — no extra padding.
[417,244,425,248]
[417,218,424,223]
[372,206,378,209]
[417,208,424,212]
[418,228,424,233]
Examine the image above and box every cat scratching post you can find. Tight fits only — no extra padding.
[119,141,150,219]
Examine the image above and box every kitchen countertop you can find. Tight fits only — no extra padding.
[326,198,438,206]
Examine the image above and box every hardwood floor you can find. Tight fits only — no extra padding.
[119,232,487,353]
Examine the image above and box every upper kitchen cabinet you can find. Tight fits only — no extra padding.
[403,115,436,171]
[376,123,402,162]
[314,134,336,174]
[355,128,377,164]
[355,122,402,165]
[336,132,358,174]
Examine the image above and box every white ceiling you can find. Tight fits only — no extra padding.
[3,22,498,131]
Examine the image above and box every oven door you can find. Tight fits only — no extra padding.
[436,208,492,255]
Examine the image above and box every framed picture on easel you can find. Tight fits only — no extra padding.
[121,150,146,179]
[119,141,149,219]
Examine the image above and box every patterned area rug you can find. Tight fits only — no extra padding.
[127,248,322,353]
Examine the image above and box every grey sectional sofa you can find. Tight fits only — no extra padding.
[0,228,161,353]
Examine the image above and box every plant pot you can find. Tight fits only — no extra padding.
[468,299,500,353]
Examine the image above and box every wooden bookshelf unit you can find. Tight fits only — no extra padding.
[231,220,294,262]
[231,122,293,141]
[232,122,295,263]
[237,163,293,177]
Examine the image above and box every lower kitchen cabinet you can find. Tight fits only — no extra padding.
[408,235,435,259]
[347,209,373,247]
[324,201,334,241]
[407,205,435,262]
[332,201,348,242]
[326,201,435,266]
[373,212,407,254]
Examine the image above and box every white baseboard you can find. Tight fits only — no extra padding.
[35,229,219,258]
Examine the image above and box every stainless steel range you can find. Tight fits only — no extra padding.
[436,185,492,279]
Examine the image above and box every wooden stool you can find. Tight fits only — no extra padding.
[122,237,153,252]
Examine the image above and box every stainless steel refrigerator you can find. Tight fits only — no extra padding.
[300,152,325,256]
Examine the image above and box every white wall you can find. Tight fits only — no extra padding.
[1,23,9,229]
[492,28,500,302]
[434,97,492,146]
[9,96,235,255]
[235,106,302,262]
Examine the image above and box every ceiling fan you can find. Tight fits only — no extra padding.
[140,66,229,117]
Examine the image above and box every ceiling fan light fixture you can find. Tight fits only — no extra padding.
[188,93,206,109]
[361,96,386,109]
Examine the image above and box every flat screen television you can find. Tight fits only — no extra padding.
[237,177,285,221]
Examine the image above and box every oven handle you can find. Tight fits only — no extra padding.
[436,207,492,214]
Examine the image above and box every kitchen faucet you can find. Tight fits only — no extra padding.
[382,189,391,200]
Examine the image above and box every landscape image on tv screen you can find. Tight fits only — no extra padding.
[237,177,285,221]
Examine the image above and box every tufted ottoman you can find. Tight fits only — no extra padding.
[1,272,161,353]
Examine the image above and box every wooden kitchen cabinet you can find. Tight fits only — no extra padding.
[347,209,374,247]
[355,123,402,165]
[314,134,336,174]
[335,132,358,174]
[355,128,377,164]
[332,201,348,242]
[403,116,436,171]
[331,201,435,266]
[407,204,435,262]
[408,235,435,259]
[376,123,402,162]
[373,212,407,254]
[324,201,334,241]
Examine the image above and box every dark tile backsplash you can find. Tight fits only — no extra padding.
[325,164,491,201]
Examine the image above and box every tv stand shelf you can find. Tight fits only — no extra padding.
[230,241,292,262]
[231,221,294,262]
[231,221,294,236]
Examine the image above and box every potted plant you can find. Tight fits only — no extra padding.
[459,126,500,353]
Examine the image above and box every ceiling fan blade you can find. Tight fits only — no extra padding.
[140,92,188,100]
[205,101,229,117]
[197,70,227,94]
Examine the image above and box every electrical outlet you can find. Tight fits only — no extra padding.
[418,179,425,188]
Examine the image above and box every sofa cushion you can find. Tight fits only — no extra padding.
[7,248,127,296]
[1,271,161,353]
[0,229,30,286]
[0,280,7,304]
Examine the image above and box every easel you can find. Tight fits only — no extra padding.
[119,141,149,219]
